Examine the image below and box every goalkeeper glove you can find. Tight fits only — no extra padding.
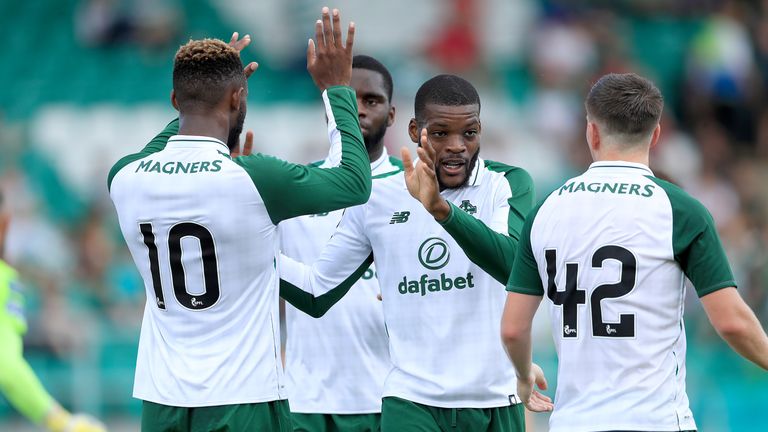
[44,403,107,432]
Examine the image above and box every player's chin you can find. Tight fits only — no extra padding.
[437,169,468,189]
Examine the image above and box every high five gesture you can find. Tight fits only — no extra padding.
[307,7,356,91]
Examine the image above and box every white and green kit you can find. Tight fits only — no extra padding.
[108,86,371,408]
[278,149,401,415]
[281,158,534,409]
[508,161,736,432]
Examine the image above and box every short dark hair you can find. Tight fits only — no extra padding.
[353,55,393,102]
[173,39,245,111]
[585,73,663,139]
[414,74,480,125]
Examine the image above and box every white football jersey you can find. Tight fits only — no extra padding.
[281,159,535,408]
[108,87,371,407]
[279,149,401,414]
[508,161,736,432]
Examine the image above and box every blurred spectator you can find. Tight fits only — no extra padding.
[75,0,182,48]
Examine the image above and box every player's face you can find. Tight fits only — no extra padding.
[351,69,394,152]
[414,103,481,190]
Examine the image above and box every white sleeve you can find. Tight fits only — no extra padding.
[279,204,372,297]
[322,91,343,168]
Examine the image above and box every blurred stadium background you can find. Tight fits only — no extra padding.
[1,0,767,430]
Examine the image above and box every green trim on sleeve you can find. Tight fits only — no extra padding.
[107,118,178,191]
[648,176,736,297]
[280,253,374,318]
[438,161,535,285]
[506,199,547,296]
[484,161,536,242]
[235,86,371,225]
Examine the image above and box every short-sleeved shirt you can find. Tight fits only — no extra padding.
[508,161,735,432]
[109,86,371,407]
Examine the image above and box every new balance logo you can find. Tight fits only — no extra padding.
[390,211,410,224]
[459,200,477,215]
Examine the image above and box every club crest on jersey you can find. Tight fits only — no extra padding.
[458,200,477,215]
[389,211,410,224]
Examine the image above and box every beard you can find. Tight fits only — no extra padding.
[436,148,480,190]
[226,107,246,151]
[363,121,389,154]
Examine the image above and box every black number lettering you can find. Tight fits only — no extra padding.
[140,223,166,309]
[591,245,636,337]
[546,250,585,338]
[139,222,221,310]
[546,246,637,339]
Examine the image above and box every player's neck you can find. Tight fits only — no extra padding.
[367,143,384,163]
[177,113,230,144]
[594,148,650,167]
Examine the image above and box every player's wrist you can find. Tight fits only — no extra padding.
[43,403,71,432]
[428,199,451,222]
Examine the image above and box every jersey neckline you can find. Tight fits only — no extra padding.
[167,135,229,153]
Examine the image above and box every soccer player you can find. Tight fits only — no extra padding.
[108,8,372,431]
[0,191,106,432]
[280,74,549,432]
[278,54,400,432]
[502,73,768,432]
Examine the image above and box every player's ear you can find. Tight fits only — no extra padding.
[387,105,396,127]
[230,87,244,112]
[408,118,419,145]
[170,90,179,111]
[649,124,661,149]
[586,121,600,152]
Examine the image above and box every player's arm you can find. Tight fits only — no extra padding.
[235,10,370,224]
[402,129,535,284]
[279,205,373,317]
[437,165,533,284]
[0,320,104,431]
[701,288,768,369]
[652,177,768,370]
[235,86,371,224]
[501,211,552,412]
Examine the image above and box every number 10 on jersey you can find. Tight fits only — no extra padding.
[139,222,221,311]
[546,245,637,339]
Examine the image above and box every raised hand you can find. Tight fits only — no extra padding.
[401,128,451,221]
[516,363,554,413]
[306,7,355,91]
[228,32,259,79]
[230,130,254,158]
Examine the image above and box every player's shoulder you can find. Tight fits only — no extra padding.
[481,159,534,189]
[646,176,713,222]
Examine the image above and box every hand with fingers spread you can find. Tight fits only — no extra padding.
[401,128,451,221]
[230,130,254,158]
[228,31,259,79]
[307,7,355,91]
[516,363,554,413]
